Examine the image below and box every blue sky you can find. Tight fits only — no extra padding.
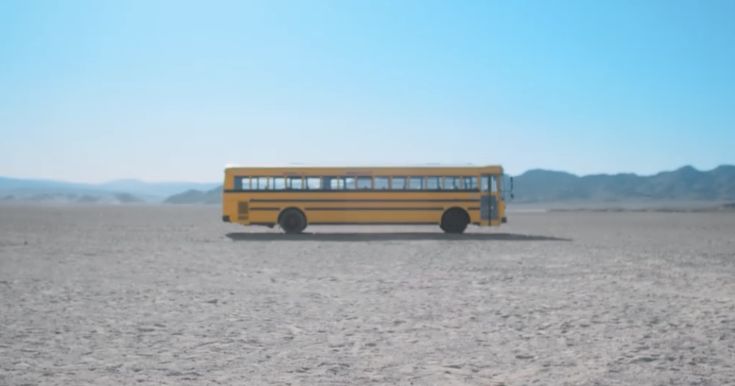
[1,0,734,182]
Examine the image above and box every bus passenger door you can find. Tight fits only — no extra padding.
[480,175,499,223]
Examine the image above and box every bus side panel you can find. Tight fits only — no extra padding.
[222,193,239,223]
[468,208,482,224]
[305,209,442,224]
[224,189,488,227]
[248,207,279,224]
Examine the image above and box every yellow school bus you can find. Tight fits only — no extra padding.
[222,166,507,233]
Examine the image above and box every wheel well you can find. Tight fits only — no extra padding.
[278,207,307,223]
[442,207,470,223]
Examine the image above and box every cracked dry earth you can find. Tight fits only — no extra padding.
[1,205,734,385]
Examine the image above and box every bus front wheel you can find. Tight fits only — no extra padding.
[440,208,469,234]
[279,208,307,234]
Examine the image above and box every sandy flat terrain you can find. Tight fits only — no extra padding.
[1,205,734,385]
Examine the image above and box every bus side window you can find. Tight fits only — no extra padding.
[426,177,440,190]
[491,175,498,193]
[357,176,372,190]
[306,177,321,190]
[374,177,389,190]
[455,177,464,189]
[442,176,456,190]
[257,177,269,190]
[408,177,423,190]
[328,177,344,190]
[288,177,303,190]
[464,176,478,190]
[481,176,489,192]
[234,176,245,190]
[391,177,406,190]
[273,177,286,190]
[345,177,356,190]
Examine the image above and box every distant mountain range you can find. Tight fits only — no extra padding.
[164,187,222,204]
[2,165,734,205]
[0,177,219,204]
[513,165,735,203]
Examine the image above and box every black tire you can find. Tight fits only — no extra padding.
[279,209,307,234]
[440,208,469,234]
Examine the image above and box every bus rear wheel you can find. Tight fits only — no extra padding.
[279,208,307,234]
[440,208,469,234]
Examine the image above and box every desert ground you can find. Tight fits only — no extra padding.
[1,205,734,385]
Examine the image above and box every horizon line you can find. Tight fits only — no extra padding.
[1,163,733,185]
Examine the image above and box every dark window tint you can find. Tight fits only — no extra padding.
[374,177,389,190]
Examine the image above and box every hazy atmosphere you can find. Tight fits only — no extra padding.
[2,0,735,182]
[2,2,735,386]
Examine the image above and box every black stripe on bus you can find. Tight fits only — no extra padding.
[251,207,464,211]
[304,207,444,211]
[248,222,485,226]
[248,198,479,203]
[223,189,481,194]
[309,222,439,225]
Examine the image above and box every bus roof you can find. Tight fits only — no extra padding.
[225,165,504,175]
